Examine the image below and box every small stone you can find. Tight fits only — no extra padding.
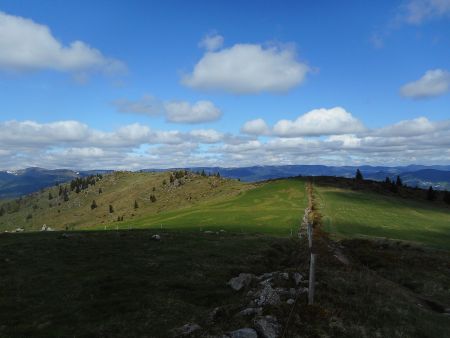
[286,299,295,305]
[289,288,297,298]
[228,273,254,291]
[259,278,273,287]
[170,323,202,336]
[257,272,274,281]
[207,307,221,323]
[204,231,214,234]
[236,307,262,317]
[274,287,289,296]
[152,234,161,240]
[293,272,303,285]
[255,285,281,306]
[279,272,289,280]
[229,328,258,338]
[254,316,280,338]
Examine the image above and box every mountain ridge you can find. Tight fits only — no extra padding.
[1,165,450,198]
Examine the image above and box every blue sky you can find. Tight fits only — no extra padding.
[0,0,449,169]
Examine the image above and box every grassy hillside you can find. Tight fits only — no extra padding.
[0,172,307,235]
[1,231,449,337]
[111,178,307,235]
[315,184,450,249]
[0,171,249,231]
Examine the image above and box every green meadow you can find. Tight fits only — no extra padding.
[315,185,450,249]
[104,178,308,235]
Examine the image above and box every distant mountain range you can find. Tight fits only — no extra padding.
[0,167,112,199]
[1,165,450,199]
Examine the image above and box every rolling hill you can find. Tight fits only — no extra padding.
[1,171,449,249]
[2,164,450,199]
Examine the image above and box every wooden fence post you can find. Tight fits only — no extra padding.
[308,252,316,305]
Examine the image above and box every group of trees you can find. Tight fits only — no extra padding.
[70,175,102,194]
[195,169,221,178]
[384,176,403,193]
[355,168,450,204]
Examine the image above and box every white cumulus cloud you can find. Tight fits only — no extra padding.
[399,0,450,24]
[0,11,125,74]
[112,95,163,116]
[241,118,271,135]
[400,69,450,98]
[273,107,366,137]
[182,43,310,94]
[114,95,222,124]
[164,100,222,124]
[199,32,224,51]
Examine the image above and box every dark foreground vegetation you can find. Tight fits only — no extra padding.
[0,230,449,337]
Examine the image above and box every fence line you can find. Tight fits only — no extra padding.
[301,182,317,305]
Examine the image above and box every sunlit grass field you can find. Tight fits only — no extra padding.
[315,185,450,249]
[109,179,308,235]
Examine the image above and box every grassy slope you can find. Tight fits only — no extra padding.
[0,230,297,337]
[315,184,450,249]
[1,231,449,337]
[0,172,250,231]
[113,178,307,235]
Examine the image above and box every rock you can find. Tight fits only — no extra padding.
[286,299,295,305]
[229,328,258,338]
[152,234,161,241]
[255,285,281,306]
[289,288,297,298]
[293,272,303,285]
[228,273,254,291]
[259,278,273,287]
[236,307,262,317]
[279,272,289,280]
[207,307,221,323]
[170,323,202,336]
[254,316,280,338]
[274,287,289,296]
[257,272,274,281]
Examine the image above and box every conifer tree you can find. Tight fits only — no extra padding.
[134,200,139,209]
[0,206,4,217]
[427,186,436,201]
[444,190,450,205]
[48,192,53,200]
[396,176,403,187]
[91,200,97,210]
[109,205,114,213]
[355,169,363,181]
